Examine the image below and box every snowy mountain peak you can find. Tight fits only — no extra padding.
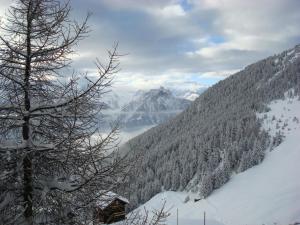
[182,91,200,101]
[116,87,191,127]
[122,87,190,112]
[99,87,196,135]
[148,86,172,97]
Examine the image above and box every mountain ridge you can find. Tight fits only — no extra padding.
[118,87,191,127]
[100,87,192,130]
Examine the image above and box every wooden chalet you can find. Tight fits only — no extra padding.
[93,191,129,224]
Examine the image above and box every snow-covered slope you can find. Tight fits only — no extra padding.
[121,44,300,209]
[131,95,300,225]
[182,91,200,101]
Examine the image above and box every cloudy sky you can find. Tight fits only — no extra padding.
[1,0,300,93]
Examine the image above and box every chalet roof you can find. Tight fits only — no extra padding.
[96,191,129,210]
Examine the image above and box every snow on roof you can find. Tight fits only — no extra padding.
[96,191,129,210]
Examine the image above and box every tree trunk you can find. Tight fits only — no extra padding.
[23,1,33,223]
[23,154,33,222]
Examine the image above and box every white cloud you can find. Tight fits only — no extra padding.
[0,0,11,14]
[113,70,210,93]
[191,0,300,52]
[95,0,177,11]
[201,69,240,78]
[155,4,186,17]
[0,0,299,91]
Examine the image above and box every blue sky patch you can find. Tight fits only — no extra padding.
[180,0,193,12]
[209,35,226,44]
[188,74,222,86]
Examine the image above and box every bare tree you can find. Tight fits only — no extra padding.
[0,0,133,224]
[122,202,170,225]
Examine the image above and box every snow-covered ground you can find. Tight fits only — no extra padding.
[131,94,300,225]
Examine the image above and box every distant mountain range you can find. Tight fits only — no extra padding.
[123,87,189,112]
[100,86,205,130]
[119,87,191,127]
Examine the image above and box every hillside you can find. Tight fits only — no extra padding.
[128,94,300,225]
[120,44,300,209]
